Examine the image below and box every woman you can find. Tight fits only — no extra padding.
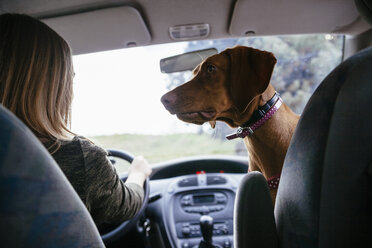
[0,13,152,225]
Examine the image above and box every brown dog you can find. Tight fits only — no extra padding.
[161,46,299,203]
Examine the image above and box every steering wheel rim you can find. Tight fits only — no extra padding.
[100,149,150,244]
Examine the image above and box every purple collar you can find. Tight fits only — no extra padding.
[267,174,281,189]
[226,92,283,140]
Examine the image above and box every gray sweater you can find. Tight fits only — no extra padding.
[50,136,144,225]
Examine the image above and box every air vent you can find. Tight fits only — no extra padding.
[207,175,227,185]
[169,23,210,41]
[178,176,198,187]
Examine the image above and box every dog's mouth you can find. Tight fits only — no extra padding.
[176,110,216,124]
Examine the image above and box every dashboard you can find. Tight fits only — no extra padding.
[146,156,248,248]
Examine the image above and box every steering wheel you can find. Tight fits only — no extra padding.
[99,149,150,244]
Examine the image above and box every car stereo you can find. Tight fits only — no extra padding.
[180,192,227,214]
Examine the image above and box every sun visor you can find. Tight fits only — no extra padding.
[229,0,360,36]
[43,6,151,55]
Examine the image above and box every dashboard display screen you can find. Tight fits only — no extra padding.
[193,194,214,204]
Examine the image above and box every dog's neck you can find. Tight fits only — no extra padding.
[226,90,281,140]
[218,85,298,181]
[226,85,297,180]
[241,85,277,126]
[243,86,297,180]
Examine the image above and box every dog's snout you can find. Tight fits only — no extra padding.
[161,93,176,108]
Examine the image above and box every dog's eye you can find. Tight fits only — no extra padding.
[206,65,216,73]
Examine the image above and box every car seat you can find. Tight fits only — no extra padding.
[234,46,372,248]
[0,106,105,247]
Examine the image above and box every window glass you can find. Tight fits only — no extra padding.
[72,34,343,173]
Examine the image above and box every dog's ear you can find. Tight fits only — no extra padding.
[223,46,277,113]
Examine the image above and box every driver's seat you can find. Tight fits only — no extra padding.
[234,46,372,247]
[0,105,105,247]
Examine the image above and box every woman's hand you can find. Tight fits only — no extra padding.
[126,156,152,187]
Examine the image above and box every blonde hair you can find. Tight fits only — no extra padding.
[0,13,75,152]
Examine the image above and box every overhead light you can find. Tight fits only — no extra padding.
[169,23,210,41]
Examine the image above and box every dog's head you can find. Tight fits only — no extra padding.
[161,46,277,127]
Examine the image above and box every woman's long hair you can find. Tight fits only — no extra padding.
[0,13,75,152]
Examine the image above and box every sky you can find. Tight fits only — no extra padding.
[71,42,202,136]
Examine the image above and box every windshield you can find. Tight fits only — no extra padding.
[72,34,343,173]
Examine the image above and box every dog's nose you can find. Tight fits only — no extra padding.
[161,93,175,108]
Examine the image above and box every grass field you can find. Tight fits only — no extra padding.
[89,133,245,173]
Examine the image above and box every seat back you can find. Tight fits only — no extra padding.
[275,47,372,247]
[0,105,104,247]
[234,172,278,248]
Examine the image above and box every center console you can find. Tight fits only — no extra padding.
[162,173,239,248]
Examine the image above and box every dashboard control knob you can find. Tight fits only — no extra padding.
[223,239,231,248]
[181,195,192,206]
[182,227,191,236]
[182,242,190,248]
[216,194,227,203]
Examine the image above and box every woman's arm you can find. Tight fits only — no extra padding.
[79,138,151,225]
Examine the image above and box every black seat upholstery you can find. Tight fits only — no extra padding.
[234,172,278,248]
[0,105,105,247]
[234,47,372,248]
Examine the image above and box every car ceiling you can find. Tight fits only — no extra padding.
[0,0,370,55]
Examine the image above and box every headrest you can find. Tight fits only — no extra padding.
[275,47,372,247]
[0,105,104,247]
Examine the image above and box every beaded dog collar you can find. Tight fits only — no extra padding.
[226,92,282,140]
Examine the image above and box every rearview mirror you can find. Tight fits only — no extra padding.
[160,48,218,73]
